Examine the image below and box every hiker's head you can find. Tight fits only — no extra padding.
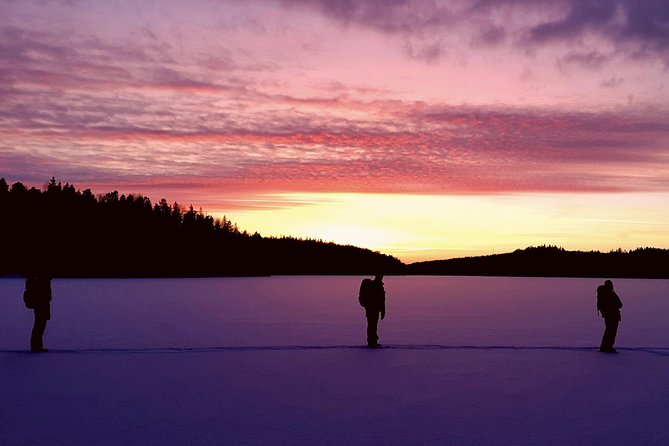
[604,280,614,290]
[374,274,384,282]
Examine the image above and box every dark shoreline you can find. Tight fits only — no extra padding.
[404,246,669,279]
[3,244,669,280]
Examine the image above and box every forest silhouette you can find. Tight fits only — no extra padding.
[407,245,669,279]
[0,178,402,277]
[2,178,667,278]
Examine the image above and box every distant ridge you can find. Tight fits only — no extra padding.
[406,245,669,279]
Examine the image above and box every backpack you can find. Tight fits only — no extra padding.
[23,278,36,309]
[359,278,373,308]
[596,284,606,316]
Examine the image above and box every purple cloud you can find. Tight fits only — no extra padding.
[527,0,669,57]
[288,0,669,63]
[557,51,610,71]
[527,1,619,43]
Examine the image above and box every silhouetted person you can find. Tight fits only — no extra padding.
[597,279,623,353]
[359,274,386,347]
[24,270,52,352]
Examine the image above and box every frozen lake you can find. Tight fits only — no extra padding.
[2,276,669,445]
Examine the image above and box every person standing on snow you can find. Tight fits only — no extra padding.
[597,279,623,353]
[359,274,386,348]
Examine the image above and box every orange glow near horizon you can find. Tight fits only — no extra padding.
[211,192,669,263]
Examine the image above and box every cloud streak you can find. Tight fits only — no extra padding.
[3,92,668,196]
[289,0,669,63]
[1,0,668,209]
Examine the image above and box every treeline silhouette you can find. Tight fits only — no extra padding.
[407,245,669,278]
[0,178,403,277]
[3,178,666,278]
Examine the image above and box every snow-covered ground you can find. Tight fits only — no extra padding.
[2,276,669,445]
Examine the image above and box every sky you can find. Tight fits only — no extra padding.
[1,0,668,262]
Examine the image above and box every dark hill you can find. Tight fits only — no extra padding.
[406,246,669,278]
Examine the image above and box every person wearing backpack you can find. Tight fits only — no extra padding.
[358,274,386,348]
[597,279,623,353]
[24,269,52,353]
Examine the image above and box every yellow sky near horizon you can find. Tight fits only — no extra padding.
[217,191,669,263]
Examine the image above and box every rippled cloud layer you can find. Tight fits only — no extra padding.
[2,0,668,210]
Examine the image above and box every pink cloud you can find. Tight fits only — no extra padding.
[2,0,668,208]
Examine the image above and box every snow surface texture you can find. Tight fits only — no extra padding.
[2,276,669,446]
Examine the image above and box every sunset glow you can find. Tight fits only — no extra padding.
[2,0,668,261]
[228,192,669,262]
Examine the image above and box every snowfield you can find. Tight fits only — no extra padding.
[2,276,669,445]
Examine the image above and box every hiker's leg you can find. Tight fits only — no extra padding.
[366,313,379,345]
[607,318,619,349]
[601,318,617,351]
[31,313,47,350]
